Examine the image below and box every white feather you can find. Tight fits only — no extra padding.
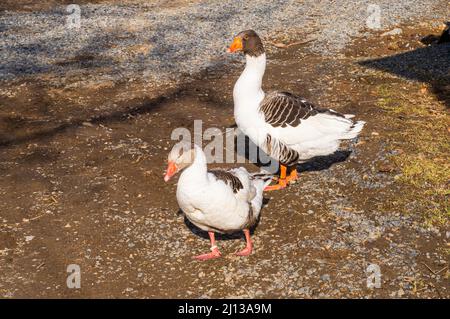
[176,146,268,233]
[233,54,365,162]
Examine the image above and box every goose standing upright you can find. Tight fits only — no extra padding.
[227,30,366,191]
[164,142,272,261]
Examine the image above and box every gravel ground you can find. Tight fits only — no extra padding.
[0,1,448,299]
[1,0,448,85]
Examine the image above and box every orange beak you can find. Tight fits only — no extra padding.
[164,161,178,182]
[227,36,243,53]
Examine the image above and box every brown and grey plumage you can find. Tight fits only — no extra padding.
[263,133,300,167]
[260,91,345,128]
[259,91,361,166]
[208,169,244,193]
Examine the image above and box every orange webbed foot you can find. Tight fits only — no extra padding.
[193,247,221,261]
[264,179,287,191]
[286,169,298,183]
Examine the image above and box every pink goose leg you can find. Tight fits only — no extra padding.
[236,229,253,256]
[193,231,222,261]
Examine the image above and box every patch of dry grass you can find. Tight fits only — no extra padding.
[376,82,449,227]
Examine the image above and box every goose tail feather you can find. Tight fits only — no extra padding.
[342,120,366,139]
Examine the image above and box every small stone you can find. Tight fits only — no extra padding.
[321,274,331,281]
[199,272,205,278]
[298,286,310,295]
[25,235,34,242]
[378,163,395,173]
[381,28,403,37]
[419,86,428,95]
[272,42,289,48]
[306,268,316,275]
[387,42,400,50]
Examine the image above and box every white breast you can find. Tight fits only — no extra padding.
[175,161,252,233]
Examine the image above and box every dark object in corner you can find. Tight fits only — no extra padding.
[437,22,450,44]
[421,22,450,45]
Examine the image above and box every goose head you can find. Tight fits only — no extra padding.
[164,143,197,182]
[227,29,265,57]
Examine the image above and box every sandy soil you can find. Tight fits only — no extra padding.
[0,3,449,298]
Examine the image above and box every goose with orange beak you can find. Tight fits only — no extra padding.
[164,142,272,261]
[227,30,365,191]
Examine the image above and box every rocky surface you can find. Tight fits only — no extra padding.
[0,1,448,298]
[1,0,448,85]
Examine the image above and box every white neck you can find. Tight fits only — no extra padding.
[179,145,208,184]
[233,53,266,107]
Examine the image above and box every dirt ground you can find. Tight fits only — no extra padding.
[0,7,449,298]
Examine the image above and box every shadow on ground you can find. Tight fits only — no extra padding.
[359,43,450,108]
[235,132,353,174]
[183,213,264,241]
[0,62,232,149]
[0,93,170,148]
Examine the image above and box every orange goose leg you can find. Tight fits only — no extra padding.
[236,229,253,256]
[264,164,287,191]
[286,166,299,183]
[193,231,221,261]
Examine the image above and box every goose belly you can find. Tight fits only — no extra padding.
[266,119,345,160]
[176,184,250,233]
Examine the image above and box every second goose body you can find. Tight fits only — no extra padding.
[227,30,366,191]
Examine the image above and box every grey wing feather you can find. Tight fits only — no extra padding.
[208,169,244,193]
[259,91,344,128]
[262,133,300,166]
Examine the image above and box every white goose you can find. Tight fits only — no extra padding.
[164,142,272,261]
[227,30,366,191]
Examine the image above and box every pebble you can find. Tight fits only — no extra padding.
[306,268,316,275]
[381,28,403,37]
[1,1,448,301]
[321,274,331,282]
[1,1,446,83]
